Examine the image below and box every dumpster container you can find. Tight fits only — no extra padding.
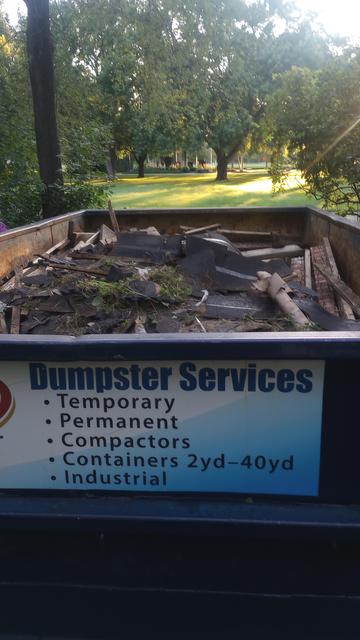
[0,206,360,639]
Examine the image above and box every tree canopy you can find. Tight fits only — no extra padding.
[0,0,351,223]
[267,51,360,211]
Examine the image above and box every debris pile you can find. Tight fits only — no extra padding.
[1,208,360,335]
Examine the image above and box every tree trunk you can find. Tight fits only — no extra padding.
[108,145,117,178]
[24,0,63,217]
[216,149,228,181]
[136,153,147,178]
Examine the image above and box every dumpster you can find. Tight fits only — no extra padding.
[0,206,360,638]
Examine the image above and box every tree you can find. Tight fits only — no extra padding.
[267,52,360,211]
[50,1,112,179]
[0,6,35,186]
[169,0,295,181]
[23,0,63,216]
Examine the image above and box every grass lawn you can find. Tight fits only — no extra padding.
[108,170,321,209]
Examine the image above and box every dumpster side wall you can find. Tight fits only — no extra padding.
[0,212,86,279]
[306,206,360,295]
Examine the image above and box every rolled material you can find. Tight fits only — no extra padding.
[254,271,311,327]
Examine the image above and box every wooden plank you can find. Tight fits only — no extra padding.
[0,307,7,333]
[72,231,100,249]
[242,244,304,260]
[311,246,338,315]
[10,306,21,334]
[38,258,106,277]
[134,316,147,334]
[108,200,120,234]
[184,223,221,236]
[72,240,87,251]
[43,237,69,256]
[322,237,355,320]
[219,229,273,242]
[32,237,69,266]
[304,249,312,290]
[100,224,117,245]
[313,261,360,317]
[84,230,100,246]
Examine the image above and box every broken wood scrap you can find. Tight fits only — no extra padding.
[139,226,161,236]
[291,256,305,284]
[0,302,7,333]
[5,239,70,286]
[108,200,120,234]
[1,267,25,293]
[187,318,274,333]
[10,306,21,334]
[310,246,338,315]
[322,237,355,320]
[100,224,117,246]
[195,316,207,332]
[36,257,107,277]
[242,244,304,260]
[134,315,147,334]
[183,223,221,236]
[72,240,87,251]
[218,229,272,243]
[31,238,69,267]
[73,230,100,251]
[313,261,360,318]
[304,249,312,290]
[254,271,311,327]
[81,230,100,249]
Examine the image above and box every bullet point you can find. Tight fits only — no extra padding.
[44,400,50,405]
[51,476,56,481]
[47,438,53,444]
[46,419,51,425]
[49,457,55,462]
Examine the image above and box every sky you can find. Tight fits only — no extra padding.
[3,0,360,43]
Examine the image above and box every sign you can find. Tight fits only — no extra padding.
[0,360,325,496]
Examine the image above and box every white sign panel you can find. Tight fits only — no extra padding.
[0,360,325,495]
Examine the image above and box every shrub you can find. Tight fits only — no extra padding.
[0,180,109,228]
[0,180,43,228]
[46,182,109,216]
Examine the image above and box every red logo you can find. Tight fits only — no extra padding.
[0,380,15,428]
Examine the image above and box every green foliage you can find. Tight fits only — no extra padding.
[45,181,110,216]
[0,180,109,228]
[0,15,36,186]
[78,265,191,313]
[78,277,139,313]
[267,54,360,212]
[0,0,343,222]
[0,180,42,227]
[151,266,191,302]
